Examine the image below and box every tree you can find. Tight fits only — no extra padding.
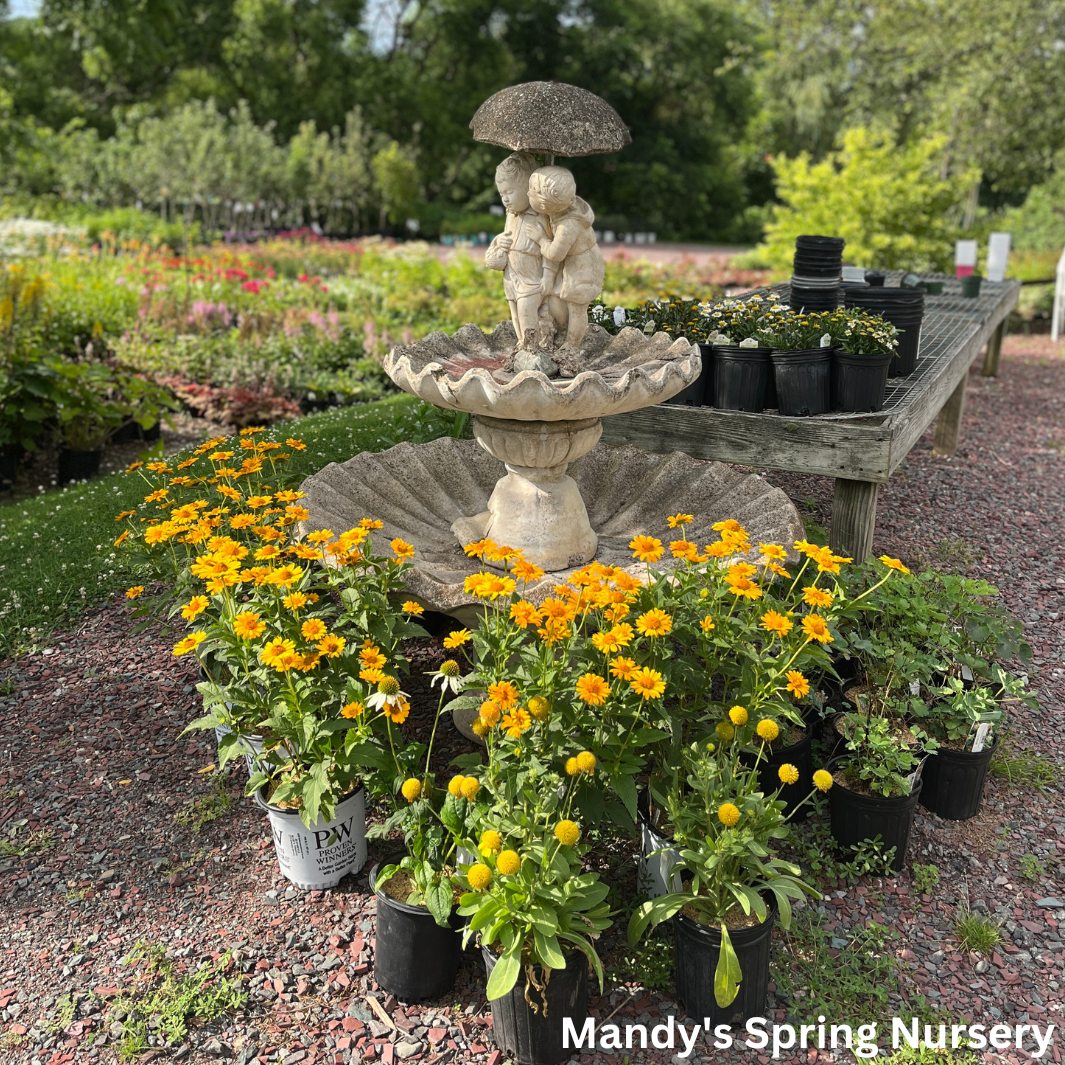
[371,141,420,228]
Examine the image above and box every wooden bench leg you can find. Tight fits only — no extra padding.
[981,320,1005,377]
[932,375,968,456]
[830,479,879,561]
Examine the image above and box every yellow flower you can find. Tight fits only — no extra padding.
[576,673,610,706]
[317,634,346,657]
[401,778,422,801]
[718,803,741,827]
[666,513,694,528]
[728,705,749,726]
[461,777,480,800]
[501,708,532,738]
[282,592,309,611]
[443,629,471,649]
[802,614,833,644]
[172,632,206,656]
[113,530,130,547]
[402,600,424,615]
[609,656,637,681]
[467,864,492,891]
[759,543,788,561]
[760,610,793,637]
[629,534,663,563]
[716,721,735,740]
[699,615,715,632]
[813,769,834,792]
[181,596,209,621]
[575,751,596,773]
[233,612,265,640]
[261,637,296,670]
[359,518,383,530]
[527,696,550,721]
[512,559,545,583]
[554,820,580,846]
[479,701,501,727]
[565,757,579,776]
[472,720,488,738]
[448,775,465,797]
[725,574,762,599]
[778,763,800,786]
[125,586,144,600]
[479,830,502,855]
[878,555,911,575]
[756,719,780,742]
[496,850,520,875]
[390,538,415,561]
[635,608,672,637]
[629,667,666,700]
[488,680,519,709]
[509,601,543,628]
[786,670,810,698]
[803,586,833,608]
[382,697,410,724]
[341,701,364,719]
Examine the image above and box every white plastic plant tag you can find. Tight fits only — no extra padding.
[613,306,627,326]
[820,333,832,347]
[971,722,991,754]
[842,266,866,282]
[739,337,758,348]
[909,680,921,696]
[960,663,974,682]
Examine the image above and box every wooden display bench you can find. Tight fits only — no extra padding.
[600,276,1020,560]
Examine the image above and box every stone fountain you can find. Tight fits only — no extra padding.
[300,81,803,618]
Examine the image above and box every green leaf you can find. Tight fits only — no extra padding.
[533,929,566,970]
[613,774,639,822]
[485,938,523,1001]
[425,879,453,928]
[714,924,742,1008]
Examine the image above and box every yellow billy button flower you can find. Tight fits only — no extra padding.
[554,820,581,846]
[472,720,488,738]
[576,751,596,773]
[125,586,144,600]
[728,705,749,726]
[716,722,735,741]
[461,777,480,800]
[756,719,780,742]
[718,803,741,827]
[527,695,550,721]
[479,830,502,855]
[778,763,800,786]
[448,775,465,797]
[467,864,492,891]
[496,850,520,875]
[401,778,422,802]
[813,769,834,792]
[565,757,579,776]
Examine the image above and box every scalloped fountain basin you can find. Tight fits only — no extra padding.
[382,322,701,569]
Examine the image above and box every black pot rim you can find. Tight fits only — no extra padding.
[826,755,924,802]
[370,861,457,918]
[674,898,779,943]
[770,347,832,360]
[834,349,895,365]
[927,734,999,761]
[713,344,773,358]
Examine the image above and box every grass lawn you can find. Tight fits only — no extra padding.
[0,395,463,659]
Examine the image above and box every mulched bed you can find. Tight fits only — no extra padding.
[2,343,1064,1065]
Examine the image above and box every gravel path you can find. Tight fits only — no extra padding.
[2,342,1064,1065]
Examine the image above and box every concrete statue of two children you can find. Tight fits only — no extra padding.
[484,152,605,371]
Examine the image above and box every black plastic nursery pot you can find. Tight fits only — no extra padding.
[844,290,924,377]
[673,904,777,1026]
[665,342,713,408]
[712,345,772,412]
[370,864,462,1001]
[918,738,997,821]
[483,945,587,1065]
[771,348,831,416]
[57,447,102,485]
[832,350,893,412]
[827,759,922,873]
[960,274,983,298]
[742,729,815,822]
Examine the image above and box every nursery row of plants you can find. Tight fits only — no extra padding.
[106,429,1033,1063]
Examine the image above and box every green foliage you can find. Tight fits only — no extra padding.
[1020,854,1044,882]
[796,809,897,883]
[836,713,933,799]
[912,863,939,894]
[756,128,979,272]
[954,912,1000,954]
[0,826,54,857]
[174,773,235,831]
[989,732,1058,791]
[609,932,675,995]
[999,152,1065,251]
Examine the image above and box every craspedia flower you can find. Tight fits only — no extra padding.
[472,720,488,738]
[576,751,597,773]
[718,803,741,827]
[479,701,501,727]
[461,777,480,800]
[565,757,579,776]
[716,721,735,741]
[778,763,800,786]
[729,705,749,726]
[554,820,581,846]
[467,864,491,891]
[448,775,465,797]
[401,778,422,801]
[441,659,461,678]
[756,719,780,743]
[496,850,520,875]
[479,830,502,855]
[813,769,834,792]
[527,695,550,721]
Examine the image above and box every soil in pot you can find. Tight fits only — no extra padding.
[673,904,777,1026]
[771,349,831,416]
[827,760,922,873]
[57,448,102,485]
[370,864,462,1001]
[919,738,997,821]
[713,345,771,412]
[832,350,893,412]
[483,945,587,1065]
[741,726,814,821]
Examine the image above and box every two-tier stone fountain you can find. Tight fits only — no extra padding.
[300,82,802,620]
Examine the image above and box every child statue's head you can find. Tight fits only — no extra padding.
[527,166,577,217]
[494,152,538,214]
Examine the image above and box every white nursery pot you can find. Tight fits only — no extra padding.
[255,787,367,891]
[638,821,682,898]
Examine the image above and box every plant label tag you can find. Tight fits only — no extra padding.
[960,664,974,682]
[842,266,866,282]
[909,680,921,696]
[820,333,832,347]
[971,722,991,753]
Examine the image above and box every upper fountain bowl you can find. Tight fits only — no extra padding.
[383,322,700,421]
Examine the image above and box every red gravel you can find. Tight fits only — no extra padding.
[2,342,1064,1065]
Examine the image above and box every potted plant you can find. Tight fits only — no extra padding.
[821,308,899,412]
[705,296,790,411]
[755,313,832,416]
[369,659,483,1001]
[53,361,128,482]
[627,741,823,1025]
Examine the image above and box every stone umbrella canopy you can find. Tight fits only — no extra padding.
[469,81,631,161]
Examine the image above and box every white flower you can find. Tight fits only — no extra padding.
[613,306,627,327]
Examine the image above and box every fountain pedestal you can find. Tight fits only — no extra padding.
[453,415,602,569]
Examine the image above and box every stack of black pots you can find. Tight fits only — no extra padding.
[843,286,925,376]
[790,235,844,312]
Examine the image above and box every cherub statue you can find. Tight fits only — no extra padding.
[483,151,548,350]
[527,165,605,353]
